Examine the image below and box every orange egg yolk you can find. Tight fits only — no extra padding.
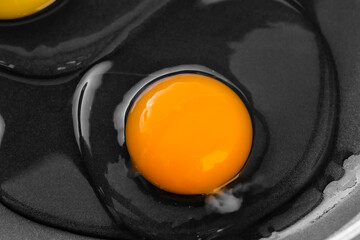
[125,74,253,195]
[0,0,56,20]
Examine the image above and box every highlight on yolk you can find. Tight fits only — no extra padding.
[0,0,56,20]
[125,74,253,195]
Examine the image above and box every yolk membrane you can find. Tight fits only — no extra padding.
[0,0,56,20]
[125,74,253,195]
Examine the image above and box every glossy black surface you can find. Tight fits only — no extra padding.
[0,0,339,239]
[74,1,337,239]
[0,0,170,77]
[0,76,135,239]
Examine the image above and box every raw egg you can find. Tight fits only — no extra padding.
[125,73,253,195]
[0,0,56,20]
[0,0,339,239]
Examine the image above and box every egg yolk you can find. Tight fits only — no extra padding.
[0,0,56,20]
[125,74,253,195]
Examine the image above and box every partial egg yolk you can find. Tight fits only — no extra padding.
[125,74,253,195]
[0,0,56,20]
